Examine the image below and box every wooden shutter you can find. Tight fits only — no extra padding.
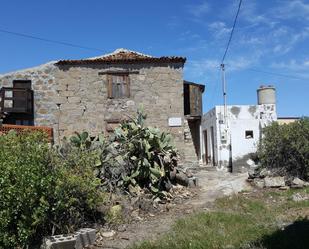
[124,75,130,97]
[107,74,113,98]
[107,74,130,98]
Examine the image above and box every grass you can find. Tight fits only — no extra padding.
[131,187,309,249]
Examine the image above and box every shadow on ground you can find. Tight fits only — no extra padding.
[249,219,309,249]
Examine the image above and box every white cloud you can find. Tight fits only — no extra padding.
[275,0,309,20]
[271,59,309,71]
[304,60,309,66]
[167,16,180,29]
[271,26,309,55]
[238,35,264,46]
[185,57,254,80]
[225,57,254,71]
[237,0,276,27]
[270,59,309,79]
[178,30,201,41]
[185,59,220,77]
[182,0,309,82]
[208,21,231,39]
[186,2,210,18]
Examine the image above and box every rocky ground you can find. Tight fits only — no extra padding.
[92,167,251,249]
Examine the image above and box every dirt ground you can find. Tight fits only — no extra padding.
[93,167,251,249]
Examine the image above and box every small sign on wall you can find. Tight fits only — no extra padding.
[168,117,182,127]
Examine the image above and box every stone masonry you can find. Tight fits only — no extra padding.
[0,49,199,161]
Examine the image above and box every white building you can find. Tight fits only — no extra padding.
[201,86,277,172]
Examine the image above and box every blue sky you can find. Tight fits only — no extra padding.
[0,0,308,117]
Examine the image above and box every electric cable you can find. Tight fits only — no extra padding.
[221,0,243,64]
[0,28,105,52]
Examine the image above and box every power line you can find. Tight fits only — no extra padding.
[0,28,106,52]
[221,0,243,64]
[246,68,309,81]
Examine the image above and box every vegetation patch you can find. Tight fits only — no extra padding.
[0,110,181,248]
[0,131,105,248]
[258,117,309,180]
[130,188,309,249]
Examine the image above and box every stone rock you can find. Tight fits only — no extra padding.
[188,177,198,188]
[290,184,304,189]
[291,193,308,202]
[101,230,116,238]
[291,177,305,187]
[259,168,271,178]
[253,178,265,188]
[264,176,285,188]
[175,172,189,186]
[117,224,127,232]
[279,186,290,190]
[133,197,155,212]
[248,168,258,179]
[185,169,194,178]
[246,158,256,167]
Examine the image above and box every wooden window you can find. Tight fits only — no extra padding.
[0,80,34,126]
[12,80,32,111]
[107,74,130,98]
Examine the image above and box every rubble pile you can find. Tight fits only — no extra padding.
[247,168,309,190]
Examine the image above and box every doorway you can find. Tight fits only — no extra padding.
[210,126,216,166]
[203,130,208,164]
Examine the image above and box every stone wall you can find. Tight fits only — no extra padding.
[0,61,192,160]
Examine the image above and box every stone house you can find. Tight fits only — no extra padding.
[0,49,204,163]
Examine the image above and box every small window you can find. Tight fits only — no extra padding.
[107,74,130,98]
[245,130,254,139]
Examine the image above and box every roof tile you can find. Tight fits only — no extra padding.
[56,48,186,65]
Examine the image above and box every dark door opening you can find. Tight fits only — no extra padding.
[188,119,201,160]
[203,130,208,164]
[210,126,216,166]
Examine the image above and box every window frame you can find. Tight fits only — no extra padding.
[245,130,254,139]
[107,73,130,99]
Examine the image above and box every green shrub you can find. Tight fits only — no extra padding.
[0,131,105,248]
[258,117,309,180]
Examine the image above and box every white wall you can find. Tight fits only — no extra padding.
[201,107,217,165]
[202,104,276,172]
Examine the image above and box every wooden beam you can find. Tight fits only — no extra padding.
[98,70,139,75]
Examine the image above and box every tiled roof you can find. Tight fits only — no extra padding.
[56,48,186,65]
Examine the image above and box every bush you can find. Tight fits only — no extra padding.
[98,110,178,196]
[0,131,105,248]
[258,117,309,180]
[0,110,179,247]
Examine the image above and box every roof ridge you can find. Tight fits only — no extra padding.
[85,48,153,60]
[56,49,186,65]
